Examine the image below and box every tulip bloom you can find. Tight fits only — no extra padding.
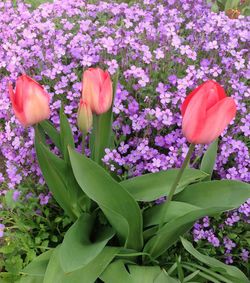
[77,99,93,133]
[181,80,236,144]
[82,68,113,115]
[9,74,50,127]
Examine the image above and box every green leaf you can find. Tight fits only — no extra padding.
[68,147,143,251]
[120,169,208,202]
[39,120,62,151]
[100,260,133,283]
[59,214,115,272]
[20,250,52,283]
[154,270,180,283]
[35,128,78,220]
[181,237,249,283]
[144,201,199,227]
[174,180,250,209]
[44,245,119,283]
[144,207,231,260]
[101,262,166,283]
[200,139,218,181]
[60,105,75,163]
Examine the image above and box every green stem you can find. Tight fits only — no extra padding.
[82,131,86,155]
[93,114,101,163]
[158,143,195,230]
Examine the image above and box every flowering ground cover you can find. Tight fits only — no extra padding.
[0,0,249,280]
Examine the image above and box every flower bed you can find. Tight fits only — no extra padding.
[0,0,249,279]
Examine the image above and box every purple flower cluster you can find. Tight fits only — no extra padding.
[193,200,250,265]
[0,0,249,189]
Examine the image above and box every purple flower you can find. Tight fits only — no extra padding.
[0,224,5,238]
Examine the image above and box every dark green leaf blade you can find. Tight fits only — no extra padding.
[174,180,250,209]
[59,214,115,273]
[181,237,249,283]
[68,147,143,251]
[120,169,208,202]
[35,127,78,220]
[20,250,53,283]
[39,120,62,151]
[144,207,231,260]
[200,139,218,181]
[60,106,75,163]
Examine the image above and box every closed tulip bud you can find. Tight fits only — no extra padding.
[82,68,113,115]
[77,99,93,133]
[9,74,50,127]
[181,80,236,144]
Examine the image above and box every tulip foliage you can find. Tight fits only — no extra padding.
[16,73,250,283]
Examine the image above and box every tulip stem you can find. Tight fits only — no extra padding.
[158,143,195,230]
[82,132,86,155]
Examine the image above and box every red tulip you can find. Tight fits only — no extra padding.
[82,68,113,115]
[9,74,50,127]
[181,80,237,144]
[77,99,93,133]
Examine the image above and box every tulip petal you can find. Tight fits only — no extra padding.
[197,97,237,144]
[9,82,27,126]
[97,75,113,115]
[182,90,207,144]
[181,80,226,116]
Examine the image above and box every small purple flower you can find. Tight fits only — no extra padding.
[12,190,21,201]
[240,249,249,262]
[0,224,5,238]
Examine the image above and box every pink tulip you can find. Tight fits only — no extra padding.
[9,74,50,127]
[77,99,93,133]
[181,80,237,144]
[82,68,113,115]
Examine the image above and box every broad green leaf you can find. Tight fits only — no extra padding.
[90,70,119,166]
[144,201,199,228]
[69,147,143,251]
[44,245,119,283]
[120,169,208,202]
[181,237,249,283]
[60,106,75,163]
[128,265,162,283]
[174,180,250,209]
[144,207,230,260]
[100,260,133,283]
[59,214,115,272]
[20,250,53,283]
[200,139,218,181]
[35,127,78,220]
[154,270,180,283]
[39,120,62,151]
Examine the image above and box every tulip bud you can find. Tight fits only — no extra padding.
[9,74,50,127]
[82,68,113,115]
[181,80,236,144]
[77,99,93,133]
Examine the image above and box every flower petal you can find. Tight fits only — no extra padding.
[197,97,237,144]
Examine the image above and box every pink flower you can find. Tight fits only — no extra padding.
[82,68,113,115]
[181,80,237,144]
[9,74,50,127]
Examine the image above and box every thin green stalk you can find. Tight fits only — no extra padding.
[184,262,233,283]
[181,263,221,283]
[82,131,86,155]
[93,114,101,163]
[158,143,195,230]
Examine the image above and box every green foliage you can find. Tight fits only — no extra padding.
[0,182,70,282]
[181,237,249,283]
[68,147,143,251]
[120,168,208,202]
